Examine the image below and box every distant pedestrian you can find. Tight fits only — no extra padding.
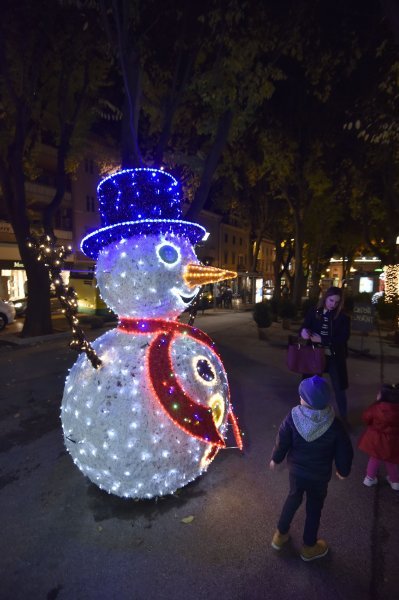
[269,375,353,561]
[215,285,222,308]
[300,286,351,423]
[220,286,226,308]
[358,383,399,491]
[224,287,233,309]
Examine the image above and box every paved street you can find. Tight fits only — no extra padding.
[0,310,399,600]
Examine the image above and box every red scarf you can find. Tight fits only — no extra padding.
[118,318,243,450]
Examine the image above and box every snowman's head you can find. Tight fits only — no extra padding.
[96,233,201,319]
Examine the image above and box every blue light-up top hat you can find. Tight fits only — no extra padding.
[81,167,207,259]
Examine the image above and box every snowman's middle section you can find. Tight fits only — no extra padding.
[61,326,230,499]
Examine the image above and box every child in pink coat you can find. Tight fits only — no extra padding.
[358,383,399,490]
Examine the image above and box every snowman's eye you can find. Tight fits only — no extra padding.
[157,244,180,265]
[193,356,216,386]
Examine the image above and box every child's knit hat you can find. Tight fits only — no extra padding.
[299,375,331,410]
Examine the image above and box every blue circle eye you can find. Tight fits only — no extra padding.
[158,244,179,264]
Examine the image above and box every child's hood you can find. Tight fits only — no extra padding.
[291,405,335,442]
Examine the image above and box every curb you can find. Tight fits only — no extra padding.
[0,330,72,347]
[0,320,117,347]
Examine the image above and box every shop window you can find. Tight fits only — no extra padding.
[55,207,72,230]
[86,196,95,212]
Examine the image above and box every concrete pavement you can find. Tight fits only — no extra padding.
[0,309,399,599]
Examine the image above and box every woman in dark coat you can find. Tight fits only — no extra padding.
[358,384,399,490]
[300,287,351,421]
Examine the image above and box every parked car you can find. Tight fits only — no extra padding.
[183,286,214,313]
[12,294,62,318]
[12,297,28,317]
[198,287,214,310]
[0,299,16,331]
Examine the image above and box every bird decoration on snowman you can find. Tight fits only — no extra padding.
[61,167,243,499]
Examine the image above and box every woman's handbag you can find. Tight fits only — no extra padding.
[286,339,326,375]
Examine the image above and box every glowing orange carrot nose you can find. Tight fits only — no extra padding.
[183,263,237,288]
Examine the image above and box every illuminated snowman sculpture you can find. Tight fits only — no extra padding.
[61,168,242,499]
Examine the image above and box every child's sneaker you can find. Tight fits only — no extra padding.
[271,530,290,550]
[363,476,378,487]
[300,539,329,562]
[386,476,399,491]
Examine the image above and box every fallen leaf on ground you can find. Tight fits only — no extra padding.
[181,515,194,524]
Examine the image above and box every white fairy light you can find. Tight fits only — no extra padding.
[61,169,241,500]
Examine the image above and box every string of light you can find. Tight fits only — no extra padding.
[27,234,102,369]
[59,166,242,499]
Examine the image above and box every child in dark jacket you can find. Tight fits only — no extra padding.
[358,383,399,490]
[270,375,353,561]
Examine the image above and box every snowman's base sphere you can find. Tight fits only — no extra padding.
[61,329,221,499]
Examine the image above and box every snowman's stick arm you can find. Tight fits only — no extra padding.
[28,235,102,370]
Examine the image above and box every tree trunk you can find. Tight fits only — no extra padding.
[292,206,306,306]
[384,264,399,302]
[21,246,53,337]
[43,126,71,235]
[251,232,264,273]
[186,109,233,220]
[153,46,196,166]
[121,48,143,168]
[309,267,322,301]
[381,0,399,43]
[272,260,282,301]
[2,148,53,337]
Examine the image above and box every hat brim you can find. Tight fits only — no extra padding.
[80,219,208,260]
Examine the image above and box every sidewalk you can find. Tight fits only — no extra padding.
[2,310,399,365]
[228,315,399,364]
[0,305,254,347]
[0,313,116,346]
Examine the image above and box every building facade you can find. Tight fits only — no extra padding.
[0,144,74,300]
[322,257,384,295]
[1,144,276,308]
